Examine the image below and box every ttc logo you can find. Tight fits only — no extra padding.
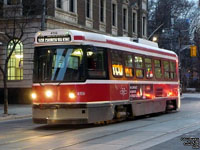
[120,88,127,96]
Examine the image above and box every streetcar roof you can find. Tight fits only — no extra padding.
[35,29,178,58]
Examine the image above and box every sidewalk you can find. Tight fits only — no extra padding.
[0,104,32,122]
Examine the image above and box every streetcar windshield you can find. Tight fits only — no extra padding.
[33,46,85,82]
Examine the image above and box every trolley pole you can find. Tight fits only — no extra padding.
[41,0,46,31]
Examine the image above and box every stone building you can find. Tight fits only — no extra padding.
[0,0,148,103]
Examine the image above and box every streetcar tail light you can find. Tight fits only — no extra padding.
[31,93,37,100]
[69,92,76,99]
[45,90,53,98]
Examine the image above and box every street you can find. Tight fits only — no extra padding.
[0,94,200,150]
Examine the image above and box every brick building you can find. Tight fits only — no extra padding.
[0,0,148,103]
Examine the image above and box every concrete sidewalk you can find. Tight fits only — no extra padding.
[0,104,32,122]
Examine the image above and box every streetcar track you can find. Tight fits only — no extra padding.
[49,119,200,150]
[44,112,200,150]
[1,110,200,149]
[119,120,200,150]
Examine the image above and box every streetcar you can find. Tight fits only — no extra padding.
[31,29,180,124]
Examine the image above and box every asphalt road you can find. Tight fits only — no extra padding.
[0,94,200,150]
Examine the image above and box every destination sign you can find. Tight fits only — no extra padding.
[37,35,71,43]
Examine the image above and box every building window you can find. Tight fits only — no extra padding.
[100,0,106,23]
[7,39,23,80]
[142,16,146,36]
[56,0,62,8]
[7,0,20,5]
[132,11,137,33]
[122,7,128,30]
[86,0,92,18]
[112,2,117,26]
[69,0,75,12]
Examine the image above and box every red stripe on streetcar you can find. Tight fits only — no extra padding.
[74,36,85,40]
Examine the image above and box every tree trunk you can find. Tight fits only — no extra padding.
[3,71,8,114]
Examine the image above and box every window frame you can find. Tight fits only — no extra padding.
[7,39,23,81]
[134,55,144,79]
[122,5,128,31]
[169,61,177,80]
[123,53,134,78]
[144,57,153,79]
[111,50,124,78]
[86,47,108,79]
[99,0,106,23]
[163,60,170,79]
[86,0,93,19]
[111,1,117,27]
[154,59,163,79]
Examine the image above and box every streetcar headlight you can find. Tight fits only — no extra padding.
[31,93,37,100]
[69,92,76,99]
[45,90,53,98]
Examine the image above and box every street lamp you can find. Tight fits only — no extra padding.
[152,36,158,42]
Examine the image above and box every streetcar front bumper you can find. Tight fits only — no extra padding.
[32,103,114,125]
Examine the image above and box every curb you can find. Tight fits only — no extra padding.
[0,114,32,122]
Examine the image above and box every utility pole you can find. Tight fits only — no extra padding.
[41,0,46,31]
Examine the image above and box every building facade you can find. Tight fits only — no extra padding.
[0,0,148,103]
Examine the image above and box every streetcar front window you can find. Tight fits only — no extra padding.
[33,46,85,82]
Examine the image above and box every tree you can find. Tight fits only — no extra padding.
[148,0,194,50]
[0,0,43,114]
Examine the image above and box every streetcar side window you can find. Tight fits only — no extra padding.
[124,54,134,78]
[163,60,170,79]
[154,59,162,79]
[111,51,123,77]
[135,56,144,78]
[170,61,176,79]
[87,47,107,78]
[145,58,153,78]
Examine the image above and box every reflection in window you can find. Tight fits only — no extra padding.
[164,61,170,79]
[170,61,176,79]
[7,39,23,80]
[112,52,123,77]
[145,58,153,78]
[34,46,85,82]
[154,60,162,78]
[87,48,106,78]
[124,54,133,77]
[135,56,144,78]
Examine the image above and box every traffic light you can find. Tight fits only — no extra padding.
[190,45,197,57]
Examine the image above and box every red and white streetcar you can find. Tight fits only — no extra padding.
[31,29,180,124]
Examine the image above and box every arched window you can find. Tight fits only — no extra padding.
[7,39,23,80]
